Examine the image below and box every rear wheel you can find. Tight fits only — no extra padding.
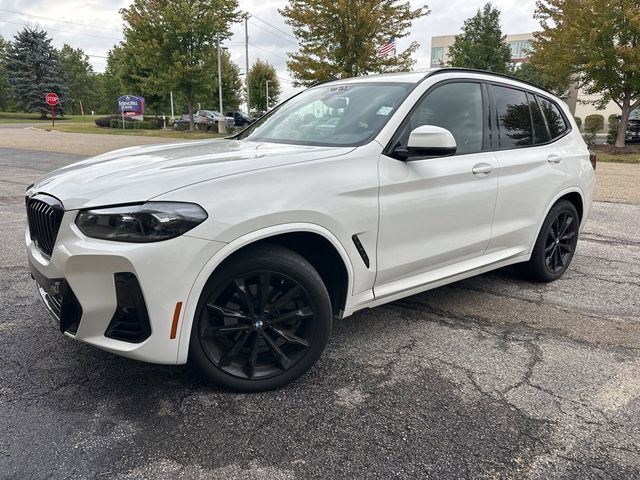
[521,199,579,282]
[189,245,332,392]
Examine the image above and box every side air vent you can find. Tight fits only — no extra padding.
[352,234,370,268]
[105,273,151,343]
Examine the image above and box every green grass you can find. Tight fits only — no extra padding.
[596,153,640,164]
[35,121,227,140]
[0,111,99,124]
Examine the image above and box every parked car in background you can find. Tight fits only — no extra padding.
[226,112,255,127]
[197,110,235,130]
[626,118,640,143]
[171,111,235,130]
[25,68,595,392]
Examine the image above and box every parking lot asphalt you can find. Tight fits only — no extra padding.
[1,147,639,479]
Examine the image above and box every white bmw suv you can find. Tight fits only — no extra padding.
[26,69,595,391]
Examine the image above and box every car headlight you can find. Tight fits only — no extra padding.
[75,202,208,242]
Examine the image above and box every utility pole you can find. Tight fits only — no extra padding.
[217,34,223,114]
[266,80,271,110]
[244,13,250,115]
[216,34,226,134]
[170,91,174,119]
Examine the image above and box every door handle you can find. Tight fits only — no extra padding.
[547,154,562,164]
[472,163,492,175]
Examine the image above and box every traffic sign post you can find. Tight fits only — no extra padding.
[45,93,59,127]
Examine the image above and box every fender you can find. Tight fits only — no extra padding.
[528,186,585,255]
[175,222,356,364]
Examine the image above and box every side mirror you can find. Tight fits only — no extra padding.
[395,125,457,159]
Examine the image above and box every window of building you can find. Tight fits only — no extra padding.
[509,40,532,60]
[431,47,444,66]
[493,85,534,148]
[405,82,484,155]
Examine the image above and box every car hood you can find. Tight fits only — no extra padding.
[30,139,354,210]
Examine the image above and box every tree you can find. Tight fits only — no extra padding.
[120,0,240,130]
[248,59,280,113]
[447,3,512,74]
[6,27,68,117]
[281,0,429,86]
[0,36,13,111]
[195,48,243,112]
[58,44,97,115]
[511,61,569,97]
[533,0,640,147]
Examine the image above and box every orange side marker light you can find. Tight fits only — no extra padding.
[170,302,183,339]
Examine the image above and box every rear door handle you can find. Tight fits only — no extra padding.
[472,163,492,175]
[547,154,562,164]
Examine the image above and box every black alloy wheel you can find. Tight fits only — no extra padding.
[190,245,332,391]
[544,209,577,273]
[522,199,580,282]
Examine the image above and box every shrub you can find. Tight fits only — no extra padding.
[584,114,605,134]
[582,132,596,147]
[607,115,620,145]
[95,116,113,127]
[574,116,582,129]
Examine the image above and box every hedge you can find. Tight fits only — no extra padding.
[108,119,161,130]
[574,116,582,129]
[584,114,605,134]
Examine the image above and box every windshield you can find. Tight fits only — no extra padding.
[237,82,413,147]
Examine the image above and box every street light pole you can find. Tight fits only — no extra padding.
[266,80,271,111]
[244,14,250,115]
[216,34,226,133]
[217,34,223,114]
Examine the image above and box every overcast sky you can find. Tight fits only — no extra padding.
[0,0,540,102]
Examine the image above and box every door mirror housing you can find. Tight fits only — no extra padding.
[395,125,457,160]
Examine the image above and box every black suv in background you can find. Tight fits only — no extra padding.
[626,118,640,143]
[226,111,255,127]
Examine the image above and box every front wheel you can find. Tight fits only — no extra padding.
[521,199,580,282]
[189,245,332,392]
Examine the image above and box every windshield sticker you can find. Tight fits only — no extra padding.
[376,106,393,116]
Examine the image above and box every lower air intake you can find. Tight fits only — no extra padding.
[105,272,152,343]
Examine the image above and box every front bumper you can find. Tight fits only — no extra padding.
[27,210,225,364]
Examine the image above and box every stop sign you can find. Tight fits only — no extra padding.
[45,92,59,106]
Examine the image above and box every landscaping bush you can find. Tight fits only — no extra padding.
[95,115,120,127]
[607,114,620,145]
[584,114,605,133]
[574,116,582,129]
[582,132,596,148]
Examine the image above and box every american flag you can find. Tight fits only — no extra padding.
[377,37,396,57]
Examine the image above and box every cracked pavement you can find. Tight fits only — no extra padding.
[1,147,639,479]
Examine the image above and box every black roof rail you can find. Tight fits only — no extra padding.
[424,67,555,96]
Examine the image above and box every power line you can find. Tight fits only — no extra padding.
[248,19,297,45]
[249,42,290,62]
[0,8,122,33]
[0,19,121,42]
[249,13,297,41]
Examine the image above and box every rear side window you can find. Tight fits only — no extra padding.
[407,82,484,155]
[538,97,568,139]
[528,93,551,144]
[493,85,533,148]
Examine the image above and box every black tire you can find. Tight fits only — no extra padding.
[189,244,332,392]
[521,199,580,282]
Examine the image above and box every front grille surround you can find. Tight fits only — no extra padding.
[26,194,64,257]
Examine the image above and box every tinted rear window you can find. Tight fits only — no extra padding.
[528,93,550,144]
[538,97,568,139]
[493,85,533,148]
